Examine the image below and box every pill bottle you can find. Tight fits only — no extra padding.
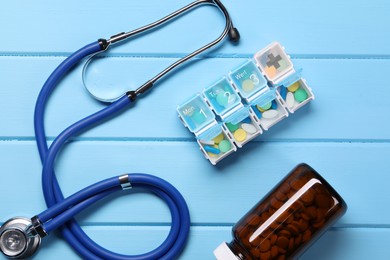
[214,163,347,260]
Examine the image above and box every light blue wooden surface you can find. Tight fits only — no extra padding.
[0,0,389,259]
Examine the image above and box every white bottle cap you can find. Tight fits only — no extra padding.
[213,242,239,260]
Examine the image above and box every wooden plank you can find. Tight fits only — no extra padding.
[0,141,388,226]
[0,0,388,259]
[29,226,390,259]
[0,0,389,55]
[0,57,389,140]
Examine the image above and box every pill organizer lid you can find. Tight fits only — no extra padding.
[229,60,268,100]
[177,94,216,133]
[254,42,294,84]
[197,122,222,141]
[225,106,250,125]
[214,242,238,260]
[251,88,276,107]
[203,77,241,116]
[275,68,303,88]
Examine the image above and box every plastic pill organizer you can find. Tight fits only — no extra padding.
[177,42,314,165]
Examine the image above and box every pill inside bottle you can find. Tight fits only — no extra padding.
[214,163,347,260]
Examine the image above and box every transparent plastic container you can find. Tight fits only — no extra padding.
[250,92,288,131]
[204,78,263,147]
[276,73,314,114]
[214,163,347,259]
[254,42,314,114]
[178,42,315,164]
[254,42,294,85]
[177,94,236,165]
[229,60,288,131]
[229,60,269,102]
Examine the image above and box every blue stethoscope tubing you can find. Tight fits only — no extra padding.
[33,41,190,259]
[5,0,242,258]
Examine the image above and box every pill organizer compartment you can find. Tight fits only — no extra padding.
[251,91,289,131]
[276,70,315,113]
[177,94,236,165]
[197,129,236,165]
[229,61,288,131]
[254,42,294,85]
[228,60,269,102]
[203,77,242,115]
[203,78,262,147]
[221,108,262,148]
[177,94,215,132]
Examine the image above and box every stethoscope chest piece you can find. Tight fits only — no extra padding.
[0,218,41,259]
[82,55,128,102]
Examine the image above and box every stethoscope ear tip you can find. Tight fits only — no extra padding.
[228,27,240,43]
[0,217,41,259]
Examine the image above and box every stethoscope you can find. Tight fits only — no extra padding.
[0,1,239,259]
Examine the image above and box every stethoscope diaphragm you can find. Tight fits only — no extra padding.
[82,54,129,102]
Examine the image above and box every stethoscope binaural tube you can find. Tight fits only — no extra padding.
[82,0,240,102]
[0,0,239,259]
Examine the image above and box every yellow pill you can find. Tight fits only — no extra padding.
[234,129,247,142]
[242,79,254,92]
[256,105,266,113]
[287,82,300,92]
[207,152,217,158]
[213,133,224,144]
[264,66,277,79]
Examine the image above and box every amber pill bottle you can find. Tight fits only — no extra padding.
[214,163,347,260]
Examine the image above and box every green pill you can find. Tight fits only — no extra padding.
[226,122,239,132]
[294,88,308,103]
[259,101,272,111]
[216,92,229,107]
[277,59,289,71]
[191,109,207,124]
[219,140,232,153]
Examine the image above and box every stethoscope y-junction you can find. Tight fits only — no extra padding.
[0,0,239,259]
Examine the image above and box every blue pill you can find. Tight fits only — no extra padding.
[204,145,221,154]
[242,116,252,124]
[280,87,287,100]
[271,100,277,109]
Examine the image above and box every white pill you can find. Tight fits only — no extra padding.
[286,92,295,109]
[262,109,279,119]
[200,139,215,145]
[241,123,257,134]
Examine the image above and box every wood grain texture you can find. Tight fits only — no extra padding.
[1,57,389,140]
[1,0,389,56]
[26,227,390,259]
[0,0,389,259]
